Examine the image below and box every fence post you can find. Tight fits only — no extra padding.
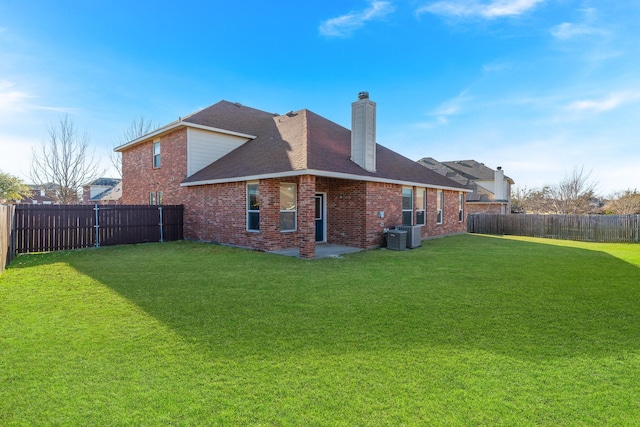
[636,215,639,243]
[94,204,100,247]
[159,206,164,243]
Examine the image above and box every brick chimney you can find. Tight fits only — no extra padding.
[351,91,376,172]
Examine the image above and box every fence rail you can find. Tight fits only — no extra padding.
[467,213,640,243]
[11,204,183,255]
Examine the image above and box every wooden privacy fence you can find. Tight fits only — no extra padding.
[1,204,16,273]
[12,204,183,254]
[467,213,640,243]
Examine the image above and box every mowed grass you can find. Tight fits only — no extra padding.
[1,234,640,425]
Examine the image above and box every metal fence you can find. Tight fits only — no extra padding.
[12,204,183,255]
[467,213,640,243]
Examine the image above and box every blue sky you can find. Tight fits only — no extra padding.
[1,0,638,195]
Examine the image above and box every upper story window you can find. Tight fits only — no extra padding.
[247,182,259,231]
[149,191,163,205]
[153,141,161,168]
[280,183,297,232]
[458,192,464,222]
[436,190,444,224]
[416,188,426,225]
[402,187,413,226]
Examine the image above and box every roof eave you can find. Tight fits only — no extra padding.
[114,122,257,152]
[181,169,472,192]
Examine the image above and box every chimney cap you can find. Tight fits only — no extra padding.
[358,91,369,100]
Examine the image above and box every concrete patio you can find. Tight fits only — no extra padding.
[269,244,364,259]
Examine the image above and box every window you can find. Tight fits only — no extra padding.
[149,191,163,205]
[247,182,259,231]
[153,141,161,168]
[436,190,443,224]
[458,192,464,222]
[402,187,413,225]
[416,188,426,225]
[280,183,297,232]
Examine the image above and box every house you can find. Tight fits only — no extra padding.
[116,93,470,258]
[418,158,514,214]
[14,186,57,205]
[82,178,122,205]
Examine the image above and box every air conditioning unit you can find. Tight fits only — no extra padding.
[395,225,423,248]
[386,229,407,251]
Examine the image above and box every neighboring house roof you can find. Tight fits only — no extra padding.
[89,181,122,202]
[439,159,514,184]
[171,101,467,191]
[419,157,513,203]
[85,177,121,187]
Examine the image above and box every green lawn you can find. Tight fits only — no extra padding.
[1,234,640,426]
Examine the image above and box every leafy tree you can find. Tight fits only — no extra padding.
[0,171,30,202]
[30,114,103,204]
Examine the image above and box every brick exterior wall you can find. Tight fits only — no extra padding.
[121,128,188,206]
[121,134,467,257]
[466,203,508,215]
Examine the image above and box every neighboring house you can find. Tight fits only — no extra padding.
[116,93,470,258]
[418,158,514,214]
[82,178,122,204]
[15,187,56,205]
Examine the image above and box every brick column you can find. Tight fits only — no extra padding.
[298,175,316,259]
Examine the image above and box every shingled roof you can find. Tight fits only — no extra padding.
[181,101,467,191]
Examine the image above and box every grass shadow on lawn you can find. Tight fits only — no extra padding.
[34,234,640,363]
[4,234,640,425]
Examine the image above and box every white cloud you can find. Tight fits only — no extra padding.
[416,90,473,128]
[0,80,35,112]
[319,1,395,37]
[417,0,543,19]
[551,22,607,40]
[566,92,640,114]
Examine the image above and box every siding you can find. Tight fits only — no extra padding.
[187,128,249,176]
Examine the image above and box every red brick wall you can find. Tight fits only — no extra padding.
[121,128,188,205]
[466,203,507,215]
[423,189,466,238]
[121,134,466,254]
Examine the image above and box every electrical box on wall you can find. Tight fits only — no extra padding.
[378,211,384,218]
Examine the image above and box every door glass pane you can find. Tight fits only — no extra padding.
[315,197,322,220]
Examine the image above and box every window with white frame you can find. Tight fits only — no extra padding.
[280,183,297,232]
[402,187,413,225]
[152,141,161,168]
[247,182,259,231]
[416,188,426,225]
[149,191,163,205]
[458,192,464,222]
[436,190,444,224]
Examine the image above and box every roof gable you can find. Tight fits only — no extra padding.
[144,100,466,190]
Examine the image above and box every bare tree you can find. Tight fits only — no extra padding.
[605,189,640,214]
[110,116,157,177]
[30,115,103,204]
[548,166,598,214]
[511,185,553,213]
